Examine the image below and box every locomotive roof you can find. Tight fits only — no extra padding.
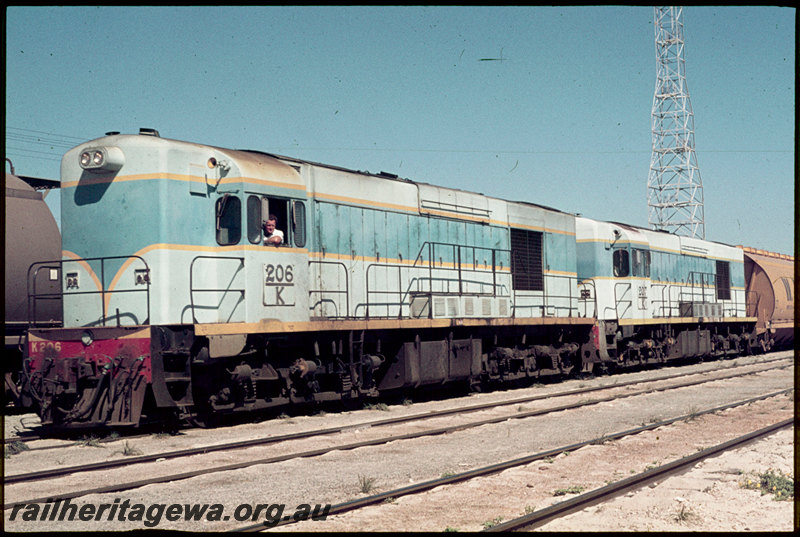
[605,219,741,250]
[241,149,573,218]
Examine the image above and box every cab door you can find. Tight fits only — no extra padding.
[612,247,633,319]
[189,193,247,324]
[611,237,651,322]
[631,248,652,318]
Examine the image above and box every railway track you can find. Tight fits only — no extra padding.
[4,355,790,489]
[231,393,793,532]
[3,352,793,531]
[4,353,790,446]
[485,418,794,532]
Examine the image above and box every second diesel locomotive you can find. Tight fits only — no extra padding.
[575,217,755,370]
[21,130,777,429]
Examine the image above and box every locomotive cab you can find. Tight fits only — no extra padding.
[23,132,314,426]
[53,132,313,328]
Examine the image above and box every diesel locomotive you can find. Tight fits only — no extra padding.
[18,130,792,429]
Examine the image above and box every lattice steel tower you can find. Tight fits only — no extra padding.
[647,6,705,239]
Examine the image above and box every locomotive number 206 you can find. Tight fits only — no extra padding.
[263,264,295,306]
[264,263,294,284]
[29,341,63,353]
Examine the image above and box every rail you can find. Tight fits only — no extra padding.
[25,262,62,328]
[363,242,582,319]
[745,290,761,320]
[27,256,151,327]
[685,270,717,305]
[488,417,793,532]
[650,283,672,317]
[416,242,507,297]
[189,256,245,323]
[657,272,746,318]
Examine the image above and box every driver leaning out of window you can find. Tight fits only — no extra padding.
[263,214,284,246]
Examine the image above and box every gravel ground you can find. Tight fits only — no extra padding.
[3,351,794,532]
[537,426,795,532]
[280,413,795,532]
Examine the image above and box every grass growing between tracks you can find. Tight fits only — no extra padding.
[358,475,379,494]
[114,441,143,457]
[552,485,585,496]
[4,441,30,458]
[740,468,794,501]
[672,502,701,525]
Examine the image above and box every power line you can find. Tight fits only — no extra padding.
[5,146,65,158]
[268,146,789,156]
[4,127,89,171]
[5,126,791,158]
[6,126,87,142]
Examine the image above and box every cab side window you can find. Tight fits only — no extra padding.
[247,195,263,244]
[216,195,241,245]
[245,196,306,247]
[632,249,651,277]
[291,200,306,248]
[613,249,629,278]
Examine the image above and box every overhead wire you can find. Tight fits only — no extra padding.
[5,125,790,164]
[5,127,89,169]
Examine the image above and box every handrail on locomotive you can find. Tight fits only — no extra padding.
[188,255,246,324]
[31,243,597,327]
[308,259,350,319]
[364,241,583,320]
[578,274,749,321]
[27,255,151,328]
[29,254,750,332]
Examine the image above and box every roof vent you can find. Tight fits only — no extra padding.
[139,128,160,137]
[105,131,120,136]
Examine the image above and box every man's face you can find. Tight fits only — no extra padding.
[266,220,276,234]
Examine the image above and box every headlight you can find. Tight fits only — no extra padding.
[79,146,125,173]
[81,330,94,347]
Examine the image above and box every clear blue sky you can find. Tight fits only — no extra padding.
[6,6,795,255]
